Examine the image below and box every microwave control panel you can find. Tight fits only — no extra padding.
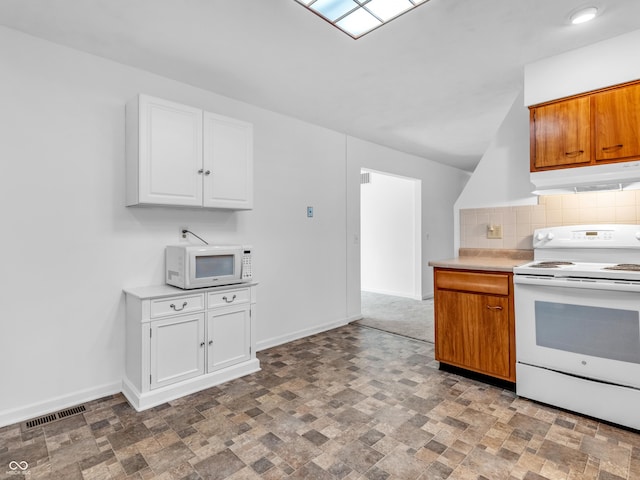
[242,250,253,280]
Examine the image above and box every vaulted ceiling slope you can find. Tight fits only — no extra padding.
[2,0,640,172]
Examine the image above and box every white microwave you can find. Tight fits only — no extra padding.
[165,244,252,289]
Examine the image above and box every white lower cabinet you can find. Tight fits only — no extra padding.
[207,305,250,372]
[123,284,259,411]
[150,313,205,389]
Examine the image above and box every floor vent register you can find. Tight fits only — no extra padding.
[23,404,87,430]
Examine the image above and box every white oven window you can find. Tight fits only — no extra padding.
[535,301,640,364]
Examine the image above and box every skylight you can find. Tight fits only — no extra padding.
[295,0,429,39]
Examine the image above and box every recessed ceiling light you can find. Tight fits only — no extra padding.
[570,7,598,25]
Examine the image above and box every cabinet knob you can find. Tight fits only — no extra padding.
[197,169,204,174]
[200,342,205,347]
[204,170,211,175]
[208,340,213,346]
[170,302,188,311]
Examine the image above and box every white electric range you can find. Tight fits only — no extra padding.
[513,224,640,430]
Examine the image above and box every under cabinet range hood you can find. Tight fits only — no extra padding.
[531,161,640,195]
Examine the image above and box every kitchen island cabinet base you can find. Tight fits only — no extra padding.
[122,358,260,412]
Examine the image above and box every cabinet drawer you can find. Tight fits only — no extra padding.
[208,288,250,308]
[150,294,205,318]
[435,270,509,296]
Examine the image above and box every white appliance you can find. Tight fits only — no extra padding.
[531,161,640,195]
[513,224,640,429]
[165,244,252,289]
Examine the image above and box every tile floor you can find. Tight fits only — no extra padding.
[2,325,640,480]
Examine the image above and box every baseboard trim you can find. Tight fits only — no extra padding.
[0,382,121,429]
[256,317,350,351]
[122,359,261,412]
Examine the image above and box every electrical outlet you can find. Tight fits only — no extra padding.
[179,226,189,241]
[487,224,503,239]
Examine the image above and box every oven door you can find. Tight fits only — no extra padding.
[514,276,640,389]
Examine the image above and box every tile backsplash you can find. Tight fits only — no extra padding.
[460,205,546,250]
[460,190,640,250]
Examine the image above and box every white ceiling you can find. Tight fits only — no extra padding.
[2,0,640,172]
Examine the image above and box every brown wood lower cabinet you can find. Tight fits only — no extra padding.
[434,268,515,382]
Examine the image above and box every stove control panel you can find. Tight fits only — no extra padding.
[571,230,614,241]
[532,224,640,249]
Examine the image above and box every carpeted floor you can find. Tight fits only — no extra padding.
[354,291,434,343]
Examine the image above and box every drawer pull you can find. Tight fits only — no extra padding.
[200,342,205,347]
[170,302,188,311]
[222,294,237,303]
[564,150,584,157]
[602,144,623,152]
[486,305,503,311]
[208,340,213,346]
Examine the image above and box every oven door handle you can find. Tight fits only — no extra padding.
[514,275,640,292]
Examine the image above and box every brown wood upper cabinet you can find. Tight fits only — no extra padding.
[530,80,640,172]
[594,83,640,162]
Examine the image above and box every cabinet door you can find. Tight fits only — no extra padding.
[435,290,511,379]
[207,305,250,372]
[531,97,591,170]
[594,83,640,162]
[138,95,203,206]
[150,313,205,389]
[203,112,253,209]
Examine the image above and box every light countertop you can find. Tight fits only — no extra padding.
[428,249,533,273]
[124,282,258,300]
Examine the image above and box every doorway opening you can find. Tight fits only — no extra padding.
[357,169,434,343]
[360,168,421,298]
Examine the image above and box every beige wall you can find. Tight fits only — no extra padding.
[461,190,640,250]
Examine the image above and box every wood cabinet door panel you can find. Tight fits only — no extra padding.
[435,290,511,379]
[473,295,510,378]
[435,289,471,367]
[532,97,591,169]
[594,83,640,162]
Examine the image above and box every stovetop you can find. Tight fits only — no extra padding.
[514,224,640,281]
[514,260,640,281]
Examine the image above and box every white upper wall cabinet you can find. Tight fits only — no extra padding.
[203,112,253,209]
[126,94,253,210]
